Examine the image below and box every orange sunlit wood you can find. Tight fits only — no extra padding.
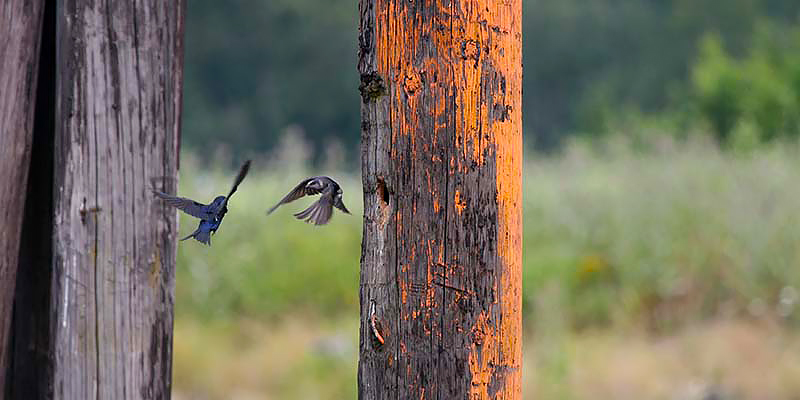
[359,0,521,398]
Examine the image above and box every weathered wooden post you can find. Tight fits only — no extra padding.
[357,0,522,398]
[0,2,45,395]
[5,1,185,398]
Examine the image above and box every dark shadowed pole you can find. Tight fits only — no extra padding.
[358,0,522,398]
[5,1,185,399]
[0,2,45,396]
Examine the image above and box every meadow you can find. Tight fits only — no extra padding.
[172,137,800,399]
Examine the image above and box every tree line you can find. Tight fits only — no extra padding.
[183,0,800,159]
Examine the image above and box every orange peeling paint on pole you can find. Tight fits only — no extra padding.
[358,0,522,398]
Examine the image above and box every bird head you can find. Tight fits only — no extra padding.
[334,189,350,214]
[211,196,227,207]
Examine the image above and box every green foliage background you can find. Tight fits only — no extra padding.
[183,0,800,156]
[175,140,800,330]
[174,2,800,398]
[173,142,800,399]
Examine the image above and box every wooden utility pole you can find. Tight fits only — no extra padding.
[0,2,45,394]
[4,1,185,398]
[357,0,522,398]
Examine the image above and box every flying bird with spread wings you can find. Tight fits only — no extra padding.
[154,160,251,245]
[268,176,350,225]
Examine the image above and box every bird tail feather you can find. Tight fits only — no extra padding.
[194,229,212,246]
[293,203,315,220]
[181,227,212,245]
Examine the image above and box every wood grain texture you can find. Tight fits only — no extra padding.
[0,1,45,393]
[51,1,184,398]
[358,0,522,399]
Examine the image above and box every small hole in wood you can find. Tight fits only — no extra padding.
[376,177,389,206]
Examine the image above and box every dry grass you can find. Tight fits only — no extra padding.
[525,319,800,399]
[173,317,358,400]
[173,318,800,399]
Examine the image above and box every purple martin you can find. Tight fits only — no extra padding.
[268,176,350,225]
[154,160,251,245]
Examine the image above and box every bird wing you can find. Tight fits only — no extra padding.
[293,194,334,225]
[267,177,325,214]
[153,191,212,219]
[224,160,252,204]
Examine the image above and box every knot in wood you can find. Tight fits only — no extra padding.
[461,39,481,66]
[359,72,386,102]
[402,71,422,96]
[493,103,512,122]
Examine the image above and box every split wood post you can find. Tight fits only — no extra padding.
[6,2,185,398]
[0,2,45,395]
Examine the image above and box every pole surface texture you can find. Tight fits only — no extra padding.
[47,1,184,398]
[358,0,522,398]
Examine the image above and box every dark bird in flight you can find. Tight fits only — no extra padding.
[154,160,251,245]
[268,176,350,225]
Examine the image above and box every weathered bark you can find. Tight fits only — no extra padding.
[358,0,522,399]
[44,1,184,398]
[0,1,45,394]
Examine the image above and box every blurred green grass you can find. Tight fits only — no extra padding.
[524,138,800,331]
[173,138,800,399]
[174,154,362,321]
[176,138,800,328]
